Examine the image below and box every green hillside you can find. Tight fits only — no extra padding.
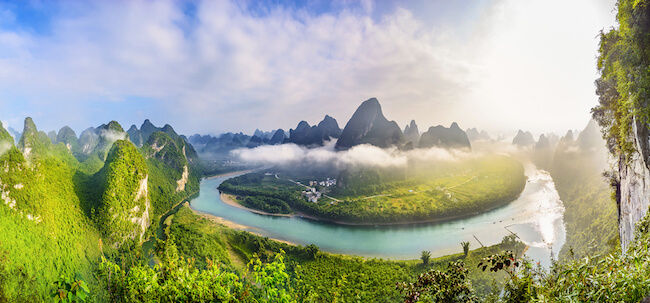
[96,140,150,247]
[0,118,202,301]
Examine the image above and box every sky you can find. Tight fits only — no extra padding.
[0,0,617,138]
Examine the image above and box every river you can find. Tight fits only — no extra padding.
[189,163,566,268]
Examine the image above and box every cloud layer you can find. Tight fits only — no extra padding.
[233,141,472,168]
[0,0,616,136]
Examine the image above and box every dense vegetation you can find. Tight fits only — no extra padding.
[219,155,526,224]
[400,207,650,303]
[550,144,618,257]
[114,204,522,302]
[0,118,202,301]
[402,1,650,301]
[592,0,650,158]
[0,143,103,301]
[96,140,150,246]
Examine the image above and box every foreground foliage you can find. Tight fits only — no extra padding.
[162,205,521,302]
[98,240,248,302]
[397,211,650,303]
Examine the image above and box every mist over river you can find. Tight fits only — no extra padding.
[190,163,565,268]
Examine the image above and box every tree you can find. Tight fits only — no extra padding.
[461,241,470,257]
[305,244,319,260]
[397,261,476,303]
[592,0,650,158]
[249,250,317,302]
[420,250,431,265]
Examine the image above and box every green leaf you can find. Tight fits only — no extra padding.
[79,281,89,293]
[77,291,87,302]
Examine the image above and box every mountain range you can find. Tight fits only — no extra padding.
[189,98,473,156]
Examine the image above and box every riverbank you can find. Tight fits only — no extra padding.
[188,202,296,246]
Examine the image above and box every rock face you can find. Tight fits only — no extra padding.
[418,123,471,150]
[403,120,420,147]
[335,98,404,150]
[512,130,535,148]
[618,117,650,251]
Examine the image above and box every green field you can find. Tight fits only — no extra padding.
[219,154,526,223]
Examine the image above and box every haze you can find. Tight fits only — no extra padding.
[0,0,616,136]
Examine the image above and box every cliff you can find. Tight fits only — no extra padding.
[617,118,650,251]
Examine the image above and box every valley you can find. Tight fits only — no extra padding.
[218,155,526,225]
[0,94,625,302]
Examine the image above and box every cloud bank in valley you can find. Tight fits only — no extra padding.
[232,141,473,169]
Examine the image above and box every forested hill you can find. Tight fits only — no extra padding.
[0,117,201,300]
[592,0,650,251]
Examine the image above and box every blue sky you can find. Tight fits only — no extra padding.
[0,0,616,138]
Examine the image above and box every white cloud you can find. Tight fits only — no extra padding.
[100,129,127,143]
[233,141,473,168]
[0,141,10,157]
[0,0,617,136]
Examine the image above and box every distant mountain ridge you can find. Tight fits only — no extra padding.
[512,130,535,148]
[286,115,342,147]
[191,98,477,155]
[419,122,471,150]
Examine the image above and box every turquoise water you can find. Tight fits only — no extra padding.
[190,164,565,267]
